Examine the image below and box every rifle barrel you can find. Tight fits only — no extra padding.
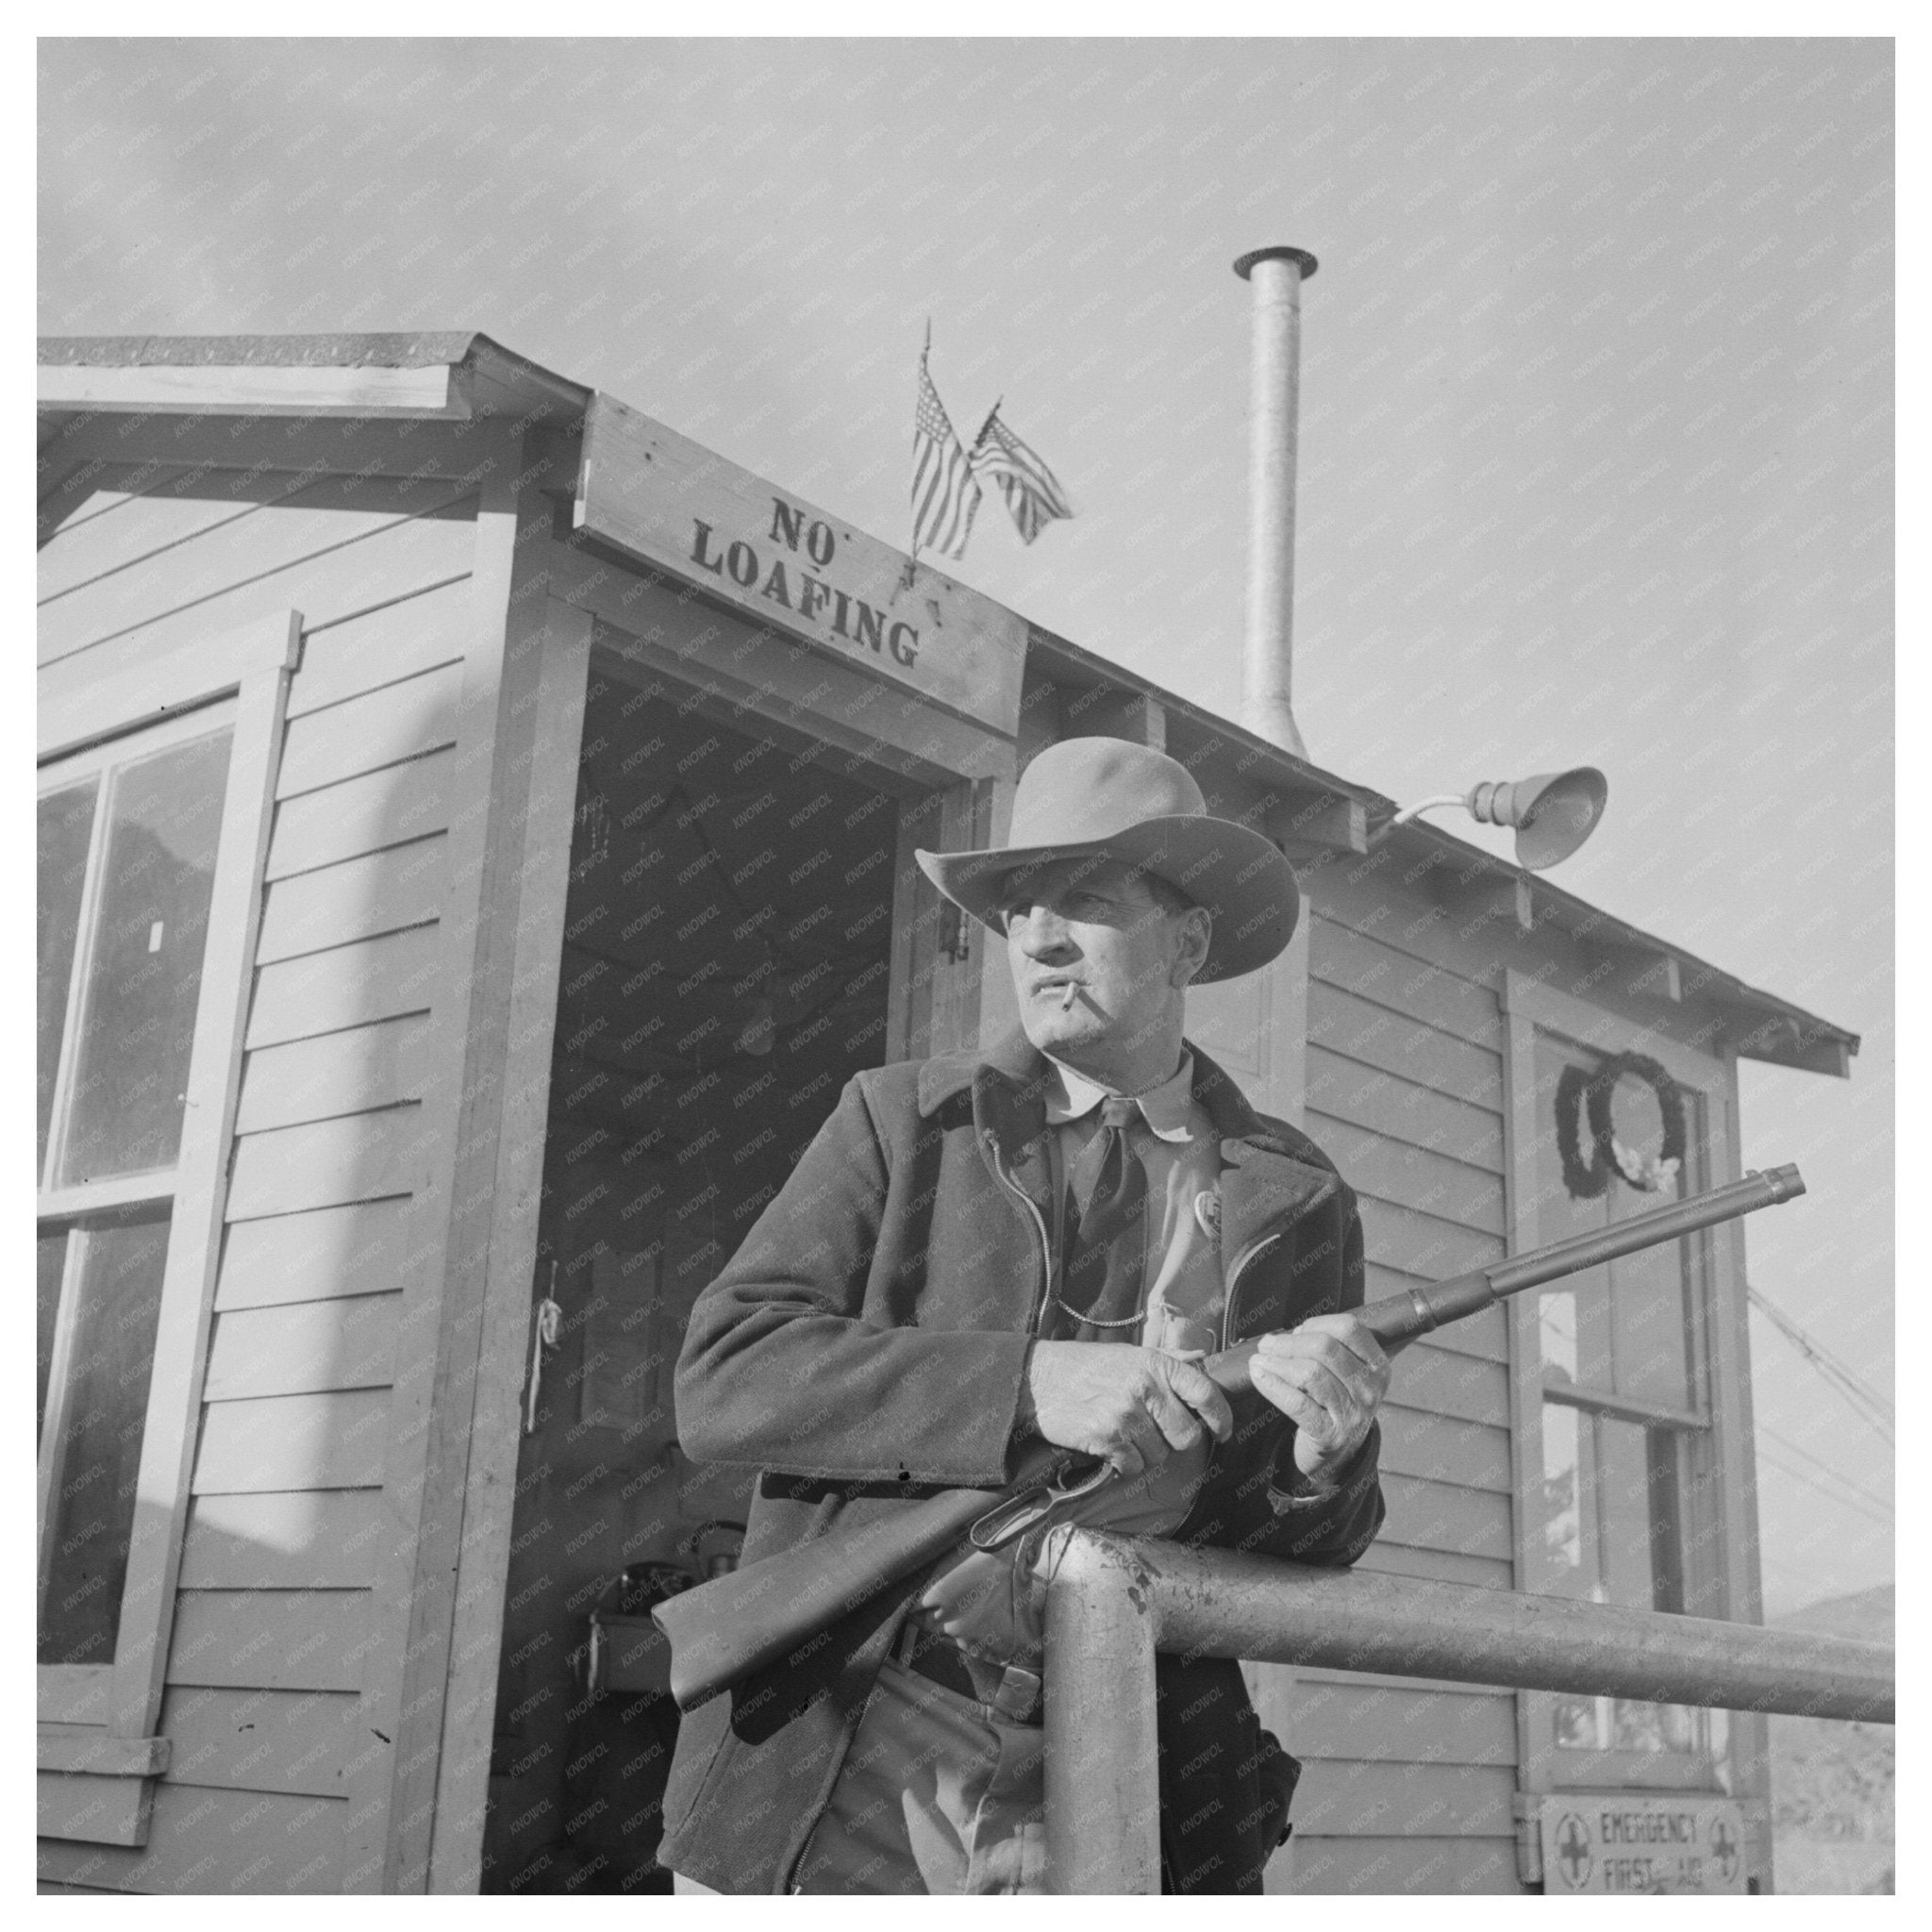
[1368,1164,1805,1346]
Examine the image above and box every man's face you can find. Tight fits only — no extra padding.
[998,857,1202,1067]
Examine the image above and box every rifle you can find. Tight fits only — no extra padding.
[654,1163,1804,1711]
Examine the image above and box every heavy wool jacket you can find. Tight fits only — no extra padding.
[658,1029,1385,1894]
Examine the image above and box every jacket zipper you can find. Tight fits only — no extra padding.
[1220,1230,1285,1350]
[981,1128,1055,1334]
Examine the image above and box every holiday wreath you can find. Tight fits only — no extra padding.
[1554,1051,1687,1199]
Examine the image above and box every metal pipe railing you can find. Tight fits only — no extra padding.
[1039,1529,1895,1896]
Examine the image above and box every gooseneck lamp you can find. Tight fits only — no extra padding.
[1372,767,1608,871]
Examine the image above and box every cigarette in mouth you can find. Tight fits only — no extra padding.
[1060,983,1079,1011]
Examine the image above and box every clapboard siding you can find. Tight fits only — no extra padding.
[1310,915,1504,1051]
[1291,1760,1515,1837]
[1358,1197,1504,1284]
[204,1293,402,1402]
[1388,1338,1511,1425]
[267,752,455,880]
[254,838,447,965]
[192,1391,391,1494]
[167,1591,372,1692]
[1377,1473,1514,1562]
[1355,1540,1515,1591]
[178,1490,391,1590]
[1285,1681,1518,1764]
[225,1107,431,1219]
[158,1688,363,1799]
[1289,1835,1521,1894]
[38,470,478,666]
[1309,1111,1506,1236]
[37,1784,345,1893]
[1378,1401,1512,1493]
[236,1015,437,1134]
[245,927,441,1049]
[1308,981,1504,1108]
[40,505,476,678]
[39,469,269,600]
[1305,1043,1505,1167]
[276,659,465,797]
[215,1197,424,1312]
[286,581,475,718]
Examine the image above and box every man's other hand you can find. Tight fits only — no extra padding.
[1249,1315,1391,1490]
[1018,1342,1235,1477]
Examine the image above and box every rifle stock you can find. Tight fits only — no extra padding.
[654,1165,1803,1710]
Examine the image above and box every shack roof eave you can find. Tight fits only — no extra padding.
[1393,818,1859,1078]
[36,330,590,425]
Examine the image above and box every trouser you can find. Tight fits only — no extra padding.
[675,1653,1049,1895]
[793,1655,1047,1894]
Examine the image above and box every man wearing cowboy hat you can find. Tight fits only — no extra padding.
[660,737,1390,1895]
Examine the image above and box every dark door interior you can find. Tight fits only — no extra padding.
[481,662,911,1892]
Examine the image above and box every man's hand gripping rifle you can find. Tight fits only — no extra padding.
[654,1163,1805,1711]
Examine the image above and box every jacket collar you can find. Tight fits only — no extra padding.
[917,1028,1341,1261]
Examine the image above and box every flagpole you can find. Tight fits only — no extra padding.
[907,319,932,583]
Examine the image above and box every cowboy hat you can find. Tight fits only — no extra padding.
[915,736,1301,983]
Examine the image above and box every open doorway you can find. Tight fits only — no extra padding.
[480,657,923,1892]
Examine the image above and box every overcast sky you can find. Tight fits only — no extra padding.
[37,36,1893,1613]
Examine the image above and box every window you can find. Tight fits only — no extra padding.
[1531,1026,1709,1758]
[35,611,295,1846]
[1501,972,1751,1799]
[38,711,235,1669]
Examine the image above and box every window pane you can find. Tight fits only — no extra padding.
[38,1228,69,1445]
[39,1214,170,1667]
[1531,1038,1699,1408]
[38,780,98,1174]
[1543,1405,1705,1757]
[58,730,232,1185]
[1541,1399,1588,1584]
[1597,1414,1657,1608]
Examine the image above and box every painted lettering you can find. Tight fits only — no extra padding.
[888,620,919,666]
[760,560,792,608]
[806,520,836,566]
[689,519,725,576]
[769,498,807,551]
[852,600,885,653]
[798,575,831,622]
[829,588,852,637]
[724,541,758,588]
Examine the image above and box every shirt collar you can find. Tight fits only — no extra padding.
[1042,1051,1197,1142]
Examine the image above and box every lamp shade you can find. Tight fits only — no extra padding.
[1466,768,1607,870]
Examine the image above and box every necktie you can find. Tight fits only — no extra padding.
[1050,1095,1148,1342]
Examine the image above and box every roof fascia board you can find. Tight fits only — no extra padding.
[37,358,465,420]
[1395,817,1857,1075]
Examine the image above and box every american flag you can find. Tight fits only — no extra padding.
[911,344,982,561]
[970,408,1074,544]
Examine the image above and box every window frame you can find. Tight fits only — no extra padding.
[1500,969,1759,1804]
[36,610,298,1843]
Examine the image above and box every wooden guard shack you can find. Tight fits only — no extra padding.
[36,334,1858,1896]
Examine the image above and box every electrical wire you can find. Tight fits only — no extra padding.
[1753,1443,1893,1534]
[1748,1284,1893,1419]
[1747,1285,1894,1448]
[1753,1420,1894,1523]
